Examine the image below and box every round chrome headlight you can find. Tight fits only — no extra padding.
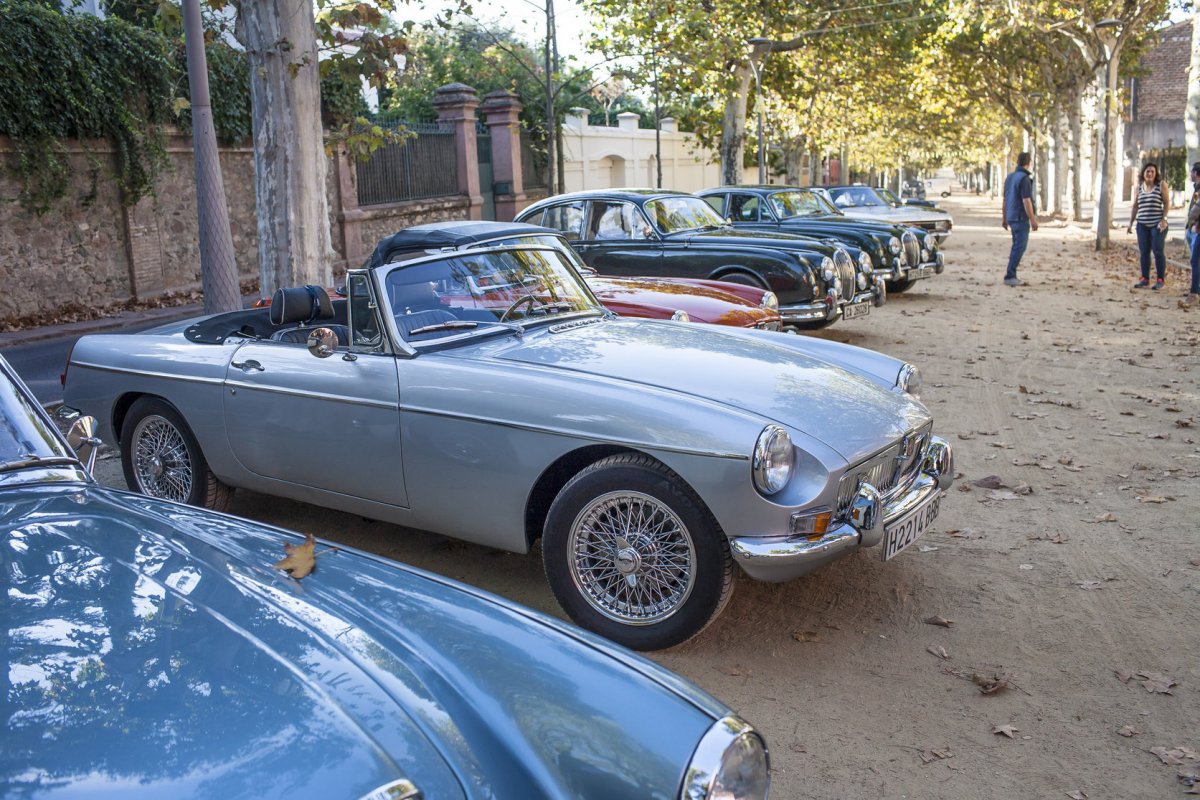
[926,235,938,254]
[760,291,779,311]
[888,235,901,254]
[682,716,770,800]
[896,363,922,399]
[671,309,690,322]
[857,272,868,290]
[858,250,873,274]
[820,256,835,284]
[752,425,793,495]
[921,248,930,261]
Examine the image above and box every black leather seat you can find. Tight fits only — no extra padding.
[267,285,347,345]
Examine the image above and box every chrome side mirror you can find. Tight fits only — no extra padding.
[306,328,338,359]
[67,416,101,473]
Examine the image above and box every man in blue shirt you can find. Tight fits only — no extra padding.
[1001,152,1038,286]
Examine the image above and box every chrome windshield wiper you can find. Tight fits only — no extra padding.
[407,320,525,338]
[0,455,80,474]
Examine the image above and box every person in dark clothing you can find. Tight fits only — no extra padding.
[1001,152,1038,286]
[1182,162,1200,307]
[1127,162,1170,289]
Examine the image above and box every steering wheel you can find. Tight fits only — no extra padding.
[500,295,539,322]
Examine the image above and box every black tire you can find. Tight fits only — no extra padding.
[542,453,736,651]
[715,271,766,288]
[120,397,234,511]
[888,277,917,293]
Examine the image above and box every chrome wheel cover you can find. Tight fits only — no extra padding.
[567,490,696,625]
[131,415,193,502]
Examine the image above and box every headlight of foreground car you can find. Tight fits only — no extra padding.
[760,291,779,311]
[858,251,873,274]
[672,310,691,322]
[926,235,938,254]
[896,363,922,399]
[820,257,835,284]
[888,235,901,254]
[681,716,771,800]
[752,425,793,495]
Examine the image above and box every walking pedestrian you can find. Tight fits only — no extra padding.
[1183,162,1200,308]
[1001,152,1037,286]
[1127,162,1170,290]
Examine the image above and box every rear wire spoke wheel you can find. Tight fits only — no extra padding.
[543,454,735,651]
[121,397,233,511]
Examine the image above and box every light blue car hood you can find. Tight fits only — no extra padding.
[1,482,719,800]
[493,319,930,461]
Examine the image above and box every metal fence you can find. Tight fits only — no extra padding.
[520,130,547,190]
[355,120,459,207]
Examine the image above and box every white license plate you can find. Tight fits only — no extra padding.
[912,266,934,280]
[881,493,941,561]
[843,302,870,320]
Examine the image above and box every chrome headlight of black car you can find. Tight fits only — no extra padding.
[752,425,793,495]
[926,235,938,254]
[681,716,770,800]
[760,291,779,311]
[820,257,835,284]
[671,310,691,322]
[888,235,901,254]
[896,363,922,399]
[858,250,873,274]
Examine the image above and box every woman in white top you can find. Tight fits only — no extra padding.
[1127,162,1170,289]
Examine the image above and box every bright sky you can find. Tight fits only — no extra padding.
[397,0,599,63]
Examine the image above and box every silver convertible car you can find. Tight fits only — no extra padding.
[62,222,954,651]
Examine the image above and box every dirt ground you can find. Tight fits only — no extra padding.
[91,194,1199,799]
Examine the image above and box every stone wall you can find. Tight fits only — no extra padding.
[0,130,468,321]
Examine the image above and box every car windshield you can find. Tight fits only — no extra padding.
[644,196,727,233]
[769,191,830,219]
[876,188,903,207]
[383,246,602,343]
[829,187,887,208]
[0,365,72,473]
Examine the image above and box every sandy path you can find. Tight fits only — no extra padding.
[91,195,1199,798]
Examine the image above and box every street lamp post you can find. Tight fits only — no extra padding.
[747,37,771,184]
[1095,18,1123,251]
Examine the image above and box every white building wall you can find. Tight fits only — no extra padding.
[561,109,724,193]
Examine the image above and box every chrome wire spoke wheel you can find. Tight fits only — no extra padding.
[131,415,193,502]
[568,490,696,625]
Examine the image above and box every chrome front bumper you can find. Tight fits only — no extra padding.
[779,288,839,323]
[730,436,954,583]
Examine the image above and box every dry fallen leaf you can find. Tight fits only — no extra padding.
[274,533,319,579]
[1076,580,1103,590]
[1066,791,1088,800]
[973,474,1007,489]
[987,489,1020,501]
[1013,483,1034,495]
[1091,513,1119,523]
[1136,494,1171,504]
[973,672,1011,694]
[992,723,1019,738]
[1117,725,1141,737]
[1138,671,1177,694]
[1115,670,1133,684]
[924,615,954,628]
[791,631,821,643]
[919,746,953,764]
[1152,747,1186,766]
[926,644,950,660]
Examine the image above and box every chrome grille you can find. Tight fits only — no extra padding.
[901,232,920,267]
[755,320,783,331]
[836,423,933,516]
[833,248,855,301]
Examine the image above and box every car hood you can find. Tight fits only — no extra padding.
[843,206,948,226]
[2,483,719,800]
[586,276,768,326]
[776,214,904,238]
[494,319,929,461]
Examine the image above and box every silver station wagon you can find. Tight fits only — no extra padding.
[62,222,954,651]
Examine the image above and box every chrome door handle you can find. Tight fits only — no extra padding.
[231,359,264,373]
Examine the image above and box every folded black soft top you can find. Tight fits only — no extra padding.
[366,221,558,267]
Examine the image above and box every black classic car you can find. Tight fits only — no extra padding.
[814,185,954,242]
[698,186,944,294]
[515,189,885,329]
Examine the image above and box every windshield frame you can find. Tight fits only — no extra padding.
[829,186,888,209]
[875,188,903,208]
[643,195,728,234]
[370,243,608,352]
[0,358,83,478]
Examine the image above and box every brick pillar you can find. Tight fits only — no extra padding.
[433,83,483,221]
[332,143,363,271]
[481,90,527,221]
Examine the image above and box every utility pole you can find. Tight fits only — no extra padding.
[181,0,240,313]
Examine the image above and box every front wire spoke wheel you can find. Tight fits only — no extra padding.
[132,415,194,503]
[568,491,696,625]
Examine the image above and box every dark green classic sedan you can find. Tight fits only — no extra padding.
[516,189,886,329]
[698,186,945,294]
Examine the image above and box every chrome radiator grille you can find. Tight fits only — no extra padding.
[901,232,920,268]
[833,249,855,300]
[836,424,932,516]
